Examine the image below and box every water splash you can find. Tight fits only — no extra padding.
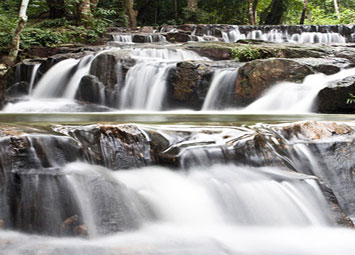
[242,67,355,113]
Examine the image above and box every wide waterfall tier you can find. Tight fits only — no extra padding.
[0,120,355,254]
[109,24,354,44]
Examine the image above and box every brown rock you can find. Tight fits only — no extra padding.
[235,58,314,106]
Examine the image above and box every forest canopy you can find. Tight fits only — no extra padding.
[0,0,354,55]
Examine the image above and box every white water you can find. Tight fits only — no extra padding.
[222,27,347,43]
[120,48,208,110]
[113,34,133,43]
[28,64,40,94]
[32,54,95,99]
[242,67,355,114]
[202,69,239,110]
[2,162,355,254]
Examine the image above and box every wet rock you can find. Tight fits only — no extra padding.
[166,32,195,43]
[166,61,214,110]
[289,58,352,75]
[89,50,135,91]
[5,81,29,97]
[62,215,88,237]
[75,75,105,105]
[54,124,153,170]
[187,43,233,60]
[235,58,314,106]
[140,26,155,33]
[316,75,355,113]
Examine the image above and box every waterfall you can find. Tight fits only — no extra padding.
[222,26,347,43]
[28,64,40,94]
[242,67,355,113]
[119,48,208,110]
[112,34,133,43]
[222,26,246,42]
[32,55,95,99]
[119,62,175,110]
[202,69,239,110]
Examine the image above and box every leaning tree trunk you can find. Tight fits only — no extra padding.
[77,0,92,22]
[7,0,30,65]
[46,0,65,18]
[300,0,308,24]
[126,0,138,29]
[262,0,286,25]
[187,0,198,11]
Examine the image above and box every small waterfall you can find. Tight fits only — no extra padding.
[120,62,175,110]
[242,67,355,113]
[290,32,346,44]
[28,64,40,94]
[202,69,239,110]
[222,26,246,42]
[222,26,347,43]
[112,34,133,43]
[119,48,208,110]
[32,55,95,99]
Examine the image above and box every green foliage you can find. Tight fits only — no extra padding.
[347,93,355,104]
[231,46,267,62]
[0,12,16,54]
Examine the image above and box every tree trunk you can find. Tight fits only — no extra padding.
[77,0,92,22]
[187,0,198,11]
[333,0,340,19]
[91,0,99,11]
[248,0,255,25]
[173,0,178,19]
[252,0,258,24]
[300,0,308,24]
[8,0,30,65]
[262,0,286,25]
[126,0,138,29]
[46,0,65,19]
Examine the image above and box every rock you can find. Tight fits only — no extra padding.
[316,75,355,113]
[75,75,105,105]
[166,61,214,110]
[89,50,135,91]
[5,81,29,97]
[187,43,233,60]
[235,58,314,106]
[140,26,154,33]
[166,32,195,43]
[54,124,153,170]
[295,58,352,75]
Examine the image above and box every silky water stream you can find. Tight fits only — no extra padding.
[1,26,355,255]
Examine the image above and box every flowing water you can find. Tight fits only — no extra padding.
[1,24,355,254]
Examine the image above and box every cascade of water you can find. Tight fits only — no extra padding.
[28,64,40,94]
[202,69,239,110]
[32,55,96,99]
[119,48,207,110]
[290,32,346,44]
[222,26,347,43]
[242,67,355,113]
[113,34,133,43]
[222,26,246,42]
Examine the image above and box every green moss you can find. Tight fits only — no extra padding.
[231,46,270,62]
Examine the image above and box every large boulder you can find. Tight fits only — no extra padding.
[166,61,212,109]
[166,32,195,43]
[89,50,135,91]
[316,75,355,113]
[235,58,314,106]
[75,75,106,105]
